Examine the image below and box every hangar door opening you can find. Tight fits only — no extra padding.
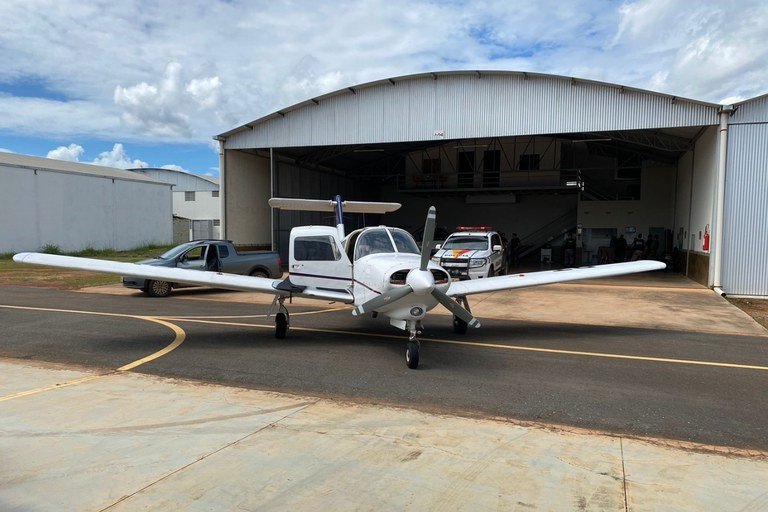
[262,129,688,267]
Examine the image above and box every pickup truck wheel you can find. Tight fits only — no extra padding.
[249,269,269,278]
[146,280,172,298]
[275,312,289,339]
[487,265,495,278]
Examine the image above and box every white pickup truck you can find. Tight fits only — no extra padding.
[431,228,506,280]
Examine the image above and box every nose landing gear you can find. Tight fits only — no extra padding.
[405,320,421,369]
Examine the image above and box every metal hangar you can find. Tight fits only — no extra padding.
[215,71,768,297]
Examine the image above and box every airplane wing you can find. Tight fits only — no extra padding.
[447,260,667,297]
[12,253,354,303]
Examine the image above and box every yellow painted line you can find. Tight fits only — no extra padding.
[116,316,186,371]
[0,304,186,401]
[0,374,108,403]
[161,316,768,373]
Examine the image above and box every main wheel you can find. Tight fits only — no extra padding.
[275,312,289,339]
[405,342,419,369]
[146,280,172,297]
[453,315,468,334]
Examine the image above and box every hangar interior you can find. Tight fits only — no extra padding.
[217,71,764,293]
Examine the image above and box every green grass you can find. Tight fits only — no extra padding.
[1,243,176,290]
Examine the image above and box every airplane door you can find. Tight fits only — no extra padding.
[289,230,352,289]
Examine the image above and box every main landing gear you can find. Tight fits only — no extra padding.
[273,297,290,339]
[452,295,471,334]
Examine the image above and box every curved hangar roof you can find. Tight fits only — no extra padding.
[219,70,722,150]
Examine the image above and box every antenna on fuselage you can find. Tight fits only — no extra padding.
[267,196,402,239]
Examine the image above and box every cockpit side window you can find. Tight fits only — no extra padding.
[354,229,395,260]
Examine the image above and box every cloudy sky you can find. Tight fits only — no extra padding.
[0,0,766,176]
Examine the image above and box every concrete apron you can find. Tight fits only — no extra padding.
[1,359,766,511]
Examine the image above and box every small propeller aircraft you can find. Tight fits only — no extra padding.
[13,196,665,369]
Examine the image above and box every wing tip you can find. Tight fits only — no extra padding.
[12,252,32,263]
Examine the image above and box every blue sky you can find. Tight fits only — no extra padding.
[1,0,767,176]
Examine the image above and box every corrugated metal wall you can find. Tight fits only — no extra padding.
[226,73,719,150]
[733,94,768,123]
[722,123,768,295]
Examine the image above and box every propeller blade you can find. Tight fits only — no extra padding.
[420,206,437,271]
[431,289,480,328]
[353,285,413,316]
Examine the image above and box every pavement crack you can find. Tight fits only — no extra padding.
[620,437,629,512]
[97,400,318,511]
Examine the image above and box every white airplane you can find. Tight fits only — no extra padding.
[13,196,665,369]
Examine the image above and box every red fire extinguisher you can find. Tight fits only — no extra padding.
[703,224,710,252]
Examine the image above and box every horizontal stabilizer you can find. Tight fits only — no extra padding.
[268,198,400,214]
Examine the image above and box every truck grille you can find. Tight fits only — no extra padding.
[440,258,468,266]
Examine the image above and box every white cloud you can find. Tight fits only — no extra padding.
[0,0,767,145]
[46,143,84,162]
[114,63,193,138]
[92,143,148,169]
[161,164,188,173]
[186,76,221,109]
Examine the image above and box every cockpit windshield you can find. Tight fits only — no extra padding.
[389,229,419,254]
[354,228,420,260]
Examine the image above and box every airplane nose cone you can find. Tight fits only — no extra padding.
[407,269,435,295]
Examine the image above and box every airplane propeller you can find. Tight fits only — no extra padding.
[352,206,480,328]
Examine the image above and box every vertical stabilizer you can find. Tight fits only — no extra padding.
[334,194,345,239]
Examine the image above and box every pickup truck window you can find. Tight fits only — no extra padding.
[295,236,340,261]
[183,246,206,261]
[160,242,198,260]
[217,244,229,258]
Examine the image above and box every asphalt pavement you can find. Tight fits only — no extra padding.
[2,284,768,450]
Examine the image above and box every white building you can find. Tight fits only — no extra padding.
[0,153,172,253]
[215,71,768,297]
[130,168,221,240]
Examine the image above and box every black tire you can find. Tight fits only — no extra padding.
[275,312,288,339]
[453,315,468,334]
[487,265,495,278]
[406,342,419,369]
[146,280,172,298]
[249,268,269,278]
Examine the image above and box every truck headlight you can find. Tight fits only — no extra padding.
[469,258,487,268]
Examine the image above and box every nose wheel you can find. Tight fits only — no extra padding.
[406,341,420,369]
[405,321,421,369]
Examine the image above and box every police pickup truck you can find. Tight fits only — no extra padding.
[430,227,506,280]
[122,240,282,297]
